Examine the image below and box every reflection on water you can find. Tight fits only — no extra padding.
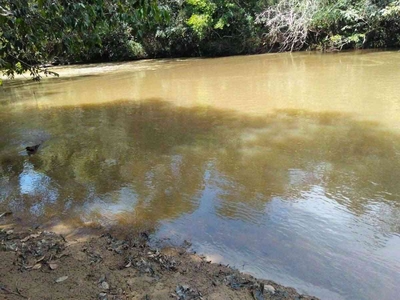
[1,51,400,300]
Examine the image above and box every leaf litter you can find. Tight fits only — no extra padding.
[0,228,319,300]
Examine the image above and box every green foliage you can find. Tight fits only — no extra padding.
[0,0,161,80]
[183,0,266,55]
[141,0,266,57]
[186,0,216,38]
[128,40,148,58]
[256,0,400,51]
[187,13,212,38]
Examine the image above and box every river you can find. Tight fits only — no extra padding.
[1,50,400,299]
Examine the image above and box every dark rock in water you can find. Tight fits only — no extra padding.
[25,144,41,155]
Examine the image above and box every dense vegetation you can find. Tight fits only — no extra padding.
[1,0,400,81]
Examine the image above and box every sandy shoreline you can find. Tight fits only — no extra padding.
[0,220,319,300]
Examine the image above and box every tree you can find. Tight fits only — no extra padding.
[0,0,162,83]
[255,0,400,52]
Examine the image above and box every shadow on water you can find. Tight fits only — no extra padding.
[0,99,400,232]
[1,98,400,299]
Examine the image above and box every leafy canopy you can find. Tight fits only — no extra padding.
[0,0,161,82]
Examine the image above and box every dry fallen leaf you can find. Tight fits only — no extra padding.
[55,253,68,259]
[32,263,42,270]
[49,263,58,270]
[36,256,45,263]
[21,233,41,242]
[55,276,69,283]
[125,261,132,268]
[0,211,12,218]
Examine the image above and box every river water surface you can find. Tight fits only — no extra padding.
[1,51,400,299]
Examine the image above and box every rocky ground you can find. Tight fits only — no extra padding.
[0,221,319,300]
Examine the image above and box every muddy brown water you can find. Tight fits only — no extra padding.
[1,51,400,300]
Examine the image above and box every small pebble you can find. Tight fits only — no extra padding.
[101,281,110,290]
[98,274,106,283]
[98,292,107,300]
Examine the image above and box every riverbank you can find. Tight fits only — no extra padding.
[3,0,400,83]
[0,221,318,300]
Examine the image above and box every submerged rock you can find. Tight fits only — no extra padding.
[25,144,41,155]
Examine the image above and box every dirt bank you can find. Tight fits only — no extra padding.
[0,223,318,300]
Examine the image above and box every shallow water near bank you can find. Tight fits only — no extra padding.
[1,50,400,300]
